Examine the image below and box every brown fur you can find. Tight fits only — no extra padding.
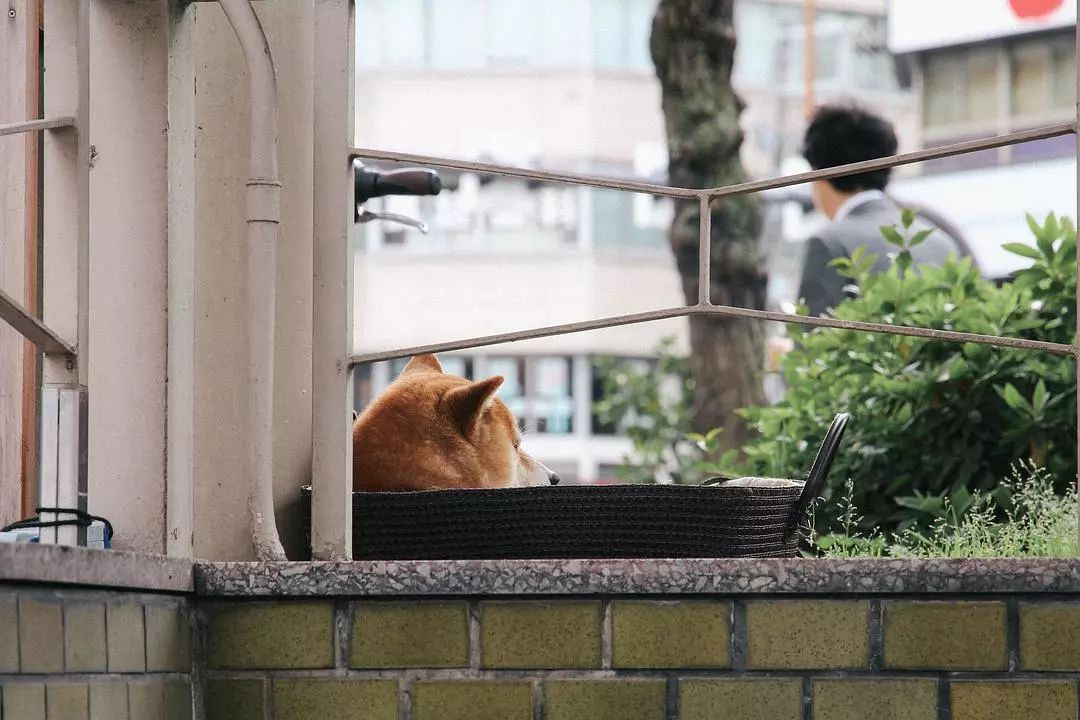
[352,354,553,491]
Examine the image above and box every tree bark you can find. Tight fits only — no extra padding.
[650,0,765,450]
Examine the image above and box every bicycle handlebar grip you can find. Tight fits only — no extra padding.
[376,168,442,197]
[354,161,442,203]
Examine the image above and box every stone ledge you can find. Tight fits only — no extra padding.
[193,557,1080,597]
[5,544,1080,599]
[0,543,193,593]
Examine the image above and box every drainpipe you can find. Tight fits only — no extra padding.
[218,0,286,561]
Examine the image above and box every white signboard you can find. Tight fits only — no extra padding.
[888,0,1076,53]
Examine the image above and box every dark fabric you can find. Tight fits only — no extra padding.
[797,197,963,317]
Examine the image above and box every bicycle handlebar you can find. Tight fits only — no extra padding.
[354,160,442,204]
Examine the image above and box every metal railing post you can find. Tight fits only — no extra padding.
[39,0,90,546]
[1074,12,1079,554]
[311,0,355,560]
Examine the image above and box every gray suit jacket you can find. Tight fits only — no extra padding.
[797,197,962,317]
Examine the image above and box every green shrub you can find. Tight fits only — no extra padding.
[595,212,1076,535]
[738,211,1076,534]
[592,338,697,484]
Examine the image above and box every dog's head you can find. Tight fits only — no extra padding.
[352,354,560,491]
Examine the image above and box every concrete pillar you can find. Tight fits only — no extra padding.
[85,0,170,554]
[185,0,314,560]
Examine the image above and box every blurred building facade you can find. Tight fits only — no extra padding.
[886,0,1077,280]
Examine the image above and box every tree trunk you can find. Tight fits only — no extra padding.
[650,0,765,451]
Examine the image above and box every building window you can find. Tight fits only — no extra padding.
[923,47,999,130]
[487,356,528,430]
[1010,35,1076,120]
[533,356,574,434]
[920,31,1076,171]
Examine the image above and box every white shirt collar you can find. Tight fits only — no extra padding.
[832,189,886,224]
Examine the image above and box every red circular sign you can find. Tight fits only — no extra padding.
[1009,0,1065,19]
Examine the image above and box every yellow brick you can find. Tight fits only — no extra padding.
[412,681,532,720]
[351,602,468,668]
[273,679,397,720]
[46,684,89,720]
[19,598,64,673]
[89,683,128,720]
[145,605,190,673]
[680,679,802,720]
[745,600,869,670]
[107,604,146,673]
[481,601,601,669]
[204,679,264,720]
[612,601,730,669]
[127,681,165,720]
[4,683,46,720]
[884,601,1006,670]
[545,680,666,720]
[951,681,1077,720]
[0,597,18,672]
[206,602,334,669]
[814,679,937,720]
[65,603,107,673]
[1020,602,1080,671]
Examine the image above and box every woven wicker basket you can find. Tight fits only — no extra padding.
[301,414,848,560]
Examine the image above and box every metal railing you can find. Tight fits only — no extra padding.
[309,4,1080,561]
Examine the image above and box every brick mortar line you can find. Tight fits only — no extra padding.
[0,672,193,683]
[400,676,412,720]
[188,604,206,720]
[140,605,148,677]
[802,675,813,720]
[334,599,351,674]
[869,599,883,671]
[8,587,192,606]
[266,675,276,720]
[601,600,613,670]
[195,668,1080,681]
[937,676,951,720]
[730,600,747,672]
[1007,598,1020,674]
[103,601,112,674]
[665,675,678,720]
[468,601,481,670]
[15,594,22,673]
[532,678,544,720]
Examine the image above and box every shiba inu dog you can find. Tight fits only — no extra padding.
[352,354,560,491]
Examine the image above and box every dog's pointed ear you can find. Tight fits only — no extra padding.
[401,354,443,377]
[443,376,504,437]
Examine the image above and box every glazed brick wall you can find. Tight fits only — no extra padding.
[199,595,1080,720]
[0,585,193,720]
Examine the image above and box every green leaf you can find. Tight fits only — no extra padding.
[896,250,913,274]
[1026,213,1042,239]
[909,229,933,248]
[1036,231,1056,260]
[1002,243,1042,260]
[997,383,1028,412]
[880,225,905,247]
[856,252,880,275]
[901,208,916,230]
[1033,379,1048,413]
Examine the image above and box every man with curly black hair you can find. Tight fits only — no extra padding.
[796,103,964,317]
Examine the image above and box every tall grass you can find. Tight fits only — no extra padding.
[813,462,1078,558]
